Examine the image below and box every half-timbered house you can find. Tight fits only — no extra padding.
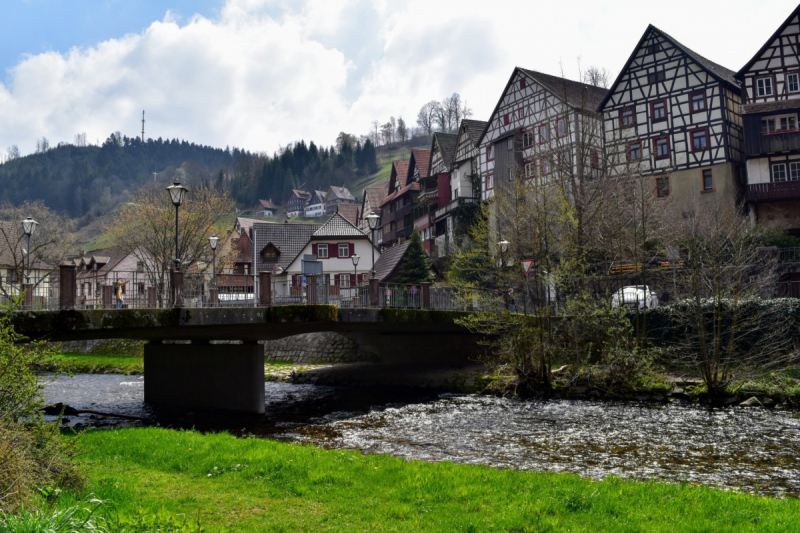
[378,157,422,249]
[414,133,456,255]
[599,25,744,216]
[736,5,800,232]
[478,68,607,203]
[433,119,486,258]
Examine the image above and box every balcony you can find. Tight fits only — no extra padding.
[743,114,800,156]
[418,188,439,203]
[414,213,434,230]
[434,197,478,220]
[748,181,800,202]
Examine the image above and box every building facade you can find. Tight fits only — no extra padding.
[286,189,311,217]
[304,190,327,218]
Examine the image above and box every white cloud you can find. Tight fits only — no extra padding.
[1,0,797,156]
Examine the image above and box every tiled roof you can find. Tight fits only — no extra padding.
[432,132,458,170]
[364,182,389,214]
[336,204,360,227]
[290,189,312,200]
[412,149,432,179]
[235,217,261,233]
[373,241,410,282]
[519,68,608,112]
[379,182,421,207]
[391,160,411,190]
[313,213,367,238]
[326,186,355,202]
[462,119,488,146]
[252,221,322,271]
[75,246,130,276]
[309,190,327,204]
[257,199,278,209]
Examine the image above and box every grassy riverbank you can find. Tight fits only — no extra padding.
[60,427,800,532]
[42,353,144,374]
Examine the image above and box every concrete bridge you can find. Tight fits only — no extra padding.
[13,305,486,414]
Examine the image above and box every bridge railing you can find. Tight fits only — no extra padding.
[184,273,256,308]
[3,272,60,311]
[379,283,421,309]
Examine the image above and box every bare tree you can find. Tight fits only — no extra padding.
[380,121,394,145]
[370,121,381,146]
[5,145,20,161]
[73,133,88,147]
[416,101,440,136]
[35,138,49,154]
[583,66,611,88]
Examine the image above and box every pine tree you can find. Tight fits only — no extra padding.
[395,227,433,284]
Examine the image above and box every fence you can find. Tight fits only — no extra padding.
[184,273,255,308]
[2,272,60,311]
[76,270,170,309]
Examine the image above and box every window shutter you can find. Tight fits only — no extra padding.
[334,274,340,286]
[350,274,356,286]
[349,243,355,256]
[312,243,318,255]
[331,244,338,258]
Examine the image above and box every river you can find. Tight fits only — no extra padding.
[43,374,800,498]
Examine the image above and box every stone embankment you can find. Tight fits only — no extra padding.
[261,332,371,364]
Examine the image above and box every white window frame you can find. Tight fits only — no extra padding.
[790,161,800,181]
[788,73,800,93]
[338,243,349,258]
[317,244,329,258]
[773,163,787,182]
[524,161,536,178]
[757,77,774,97]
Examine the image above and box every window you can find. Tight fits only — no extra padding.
[518,107,525,120]
[647,70,666,84]
[541,157,552,175]
[503,113,510,126]
[556,117,568,137]
[539,124,550,143]
[628,142,642,160]
[656,176,670,198]
[507,138,514,151]
[689,90,706,112]
[262,247,278,261]
[486,145,495,162]
[781,115,798,131]
[645,43,662,55]
[507,167,513,180]
[520,78,526,90]
[653,136,670,160]
[138,283,145,295]
[523,130,534,148]
[650,99,667,122]
[485,174,494,190]
[317,244,329,258]
[788,73,799,93]
[702,169,713,191]
[691,128,709,152]
[791,162,800,181]
[524,161,536,178]
[620,107,636,128]
[773,163,787,182]
[762,114,798,133]
[757,77,774,97]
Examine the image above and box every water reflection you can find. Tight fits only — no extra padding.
[43,374,800,497]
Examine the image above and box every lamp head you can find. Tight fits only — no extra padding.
[208,233,220,250]
[166,180,188,207]
[21,217,38,237]
[366,212,380,230]
[498,239,510,253]
[352,254,360,266]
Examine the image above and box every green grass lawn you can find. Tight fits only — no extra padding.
[62,427,800,532]
[44,353,143,375]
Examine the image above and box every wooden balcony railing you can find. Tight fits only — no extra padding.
[748,181,800,202]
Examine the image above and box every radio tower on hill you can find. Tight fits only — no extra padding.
[141,110,145,143]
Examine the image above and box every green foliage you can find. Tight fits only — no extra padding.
[57,427,800,532]
[395,227,433,284]
[760,226,800,248]
[38,354,143,376]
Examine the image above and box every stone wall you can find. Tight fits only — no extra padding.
[261,332,371,364]
[54,338,145,357]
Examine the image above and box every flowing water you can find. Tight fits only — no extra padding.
[43,374,800,497]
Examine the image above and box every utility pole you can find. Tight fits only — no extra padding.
[141,110,145,143]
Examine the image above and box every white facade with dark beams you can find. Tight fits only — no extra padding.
[478,68,607,209]
[736,5,800,233]
[599,25,744,215]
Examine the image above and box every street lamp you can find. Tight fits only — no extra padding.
[366,212,380,278]
[166,180,188,270]
[351,254,360,286]
[208,233,219,289]
[21,217,38,285]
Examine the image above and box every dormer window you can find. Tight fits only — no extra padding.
[261,244,279,261]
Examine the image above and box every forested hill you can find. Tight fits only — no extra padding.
[0,132,388,222]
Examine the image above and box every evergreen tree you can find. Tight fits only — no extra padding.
[396,227,433,284]
[282,169,297,204]
[362,139,379,174]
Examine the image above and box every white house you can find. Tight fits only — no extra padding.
[304,190,327,217]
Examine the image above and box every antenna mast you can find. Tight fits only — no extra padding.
[141,110,145,143]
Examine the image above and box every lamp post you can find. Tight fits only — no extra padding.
[21,217,38,285]
[166,180,188,270]
[208,233,219,288]
[366,212,380,278]
[498,239,510,310]
[351,254,359,286]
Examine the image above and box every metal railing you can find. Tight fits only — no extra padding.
[2,273,60,311]
[379,283,421,308]
[76,270,169,309]
[184,273,256,308]
[779,247,800,262]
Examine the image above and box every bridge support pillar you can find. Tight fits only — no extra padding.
[144,341,265,414]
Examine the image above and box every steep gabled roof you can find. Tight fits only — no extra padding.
[477,67,608,146]
[252,221,322,271]
[736,4,800,78]
[74,246,130,274]
[462,119,488,146]
[336,204,360,227]
[326,186,355,202]
[598,24,739,110]
[430,132,458,171]
[234,217,261,233]
[257,199,277,209]
[380,181,421,207]
[389,160,410,193]
[289,189,311,201]
[309,190,327,204]
[364,181,389,213]
[312,212,367,238]
[410,149,432,180]
[373,241,410,282]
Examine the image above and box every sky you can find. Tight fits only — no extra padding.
[0,0,797,157]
